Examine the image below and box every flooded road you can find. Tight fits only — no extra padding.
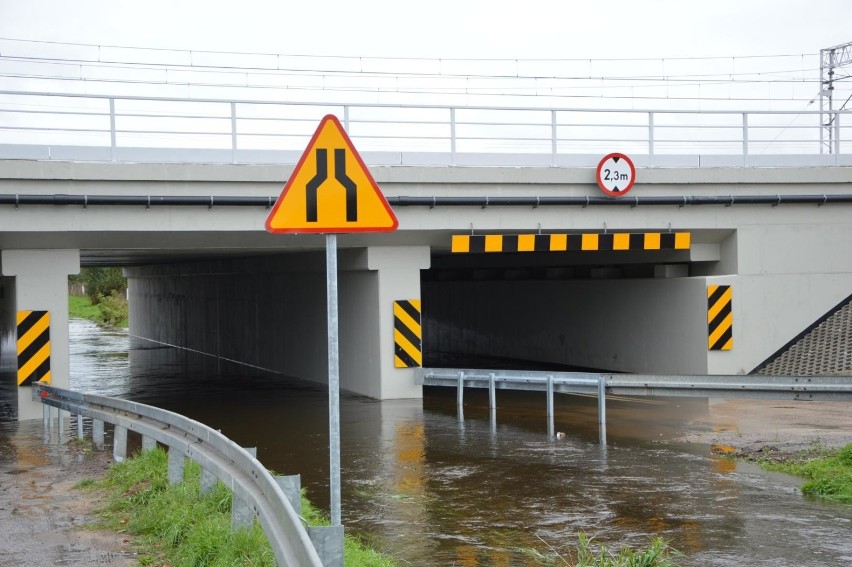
[50,319,852,564]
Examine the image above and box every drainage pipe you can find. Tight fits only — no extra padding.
[0,193,852,208]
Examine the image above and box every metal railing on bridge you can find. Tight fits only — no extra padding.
[33,384,341,567]
[1,90,850,167]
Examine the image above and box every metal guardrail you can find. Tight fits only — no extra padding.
[418,367,852,400]
[33,384,337,567]
[0,90,849,166]
[417,368,852,439]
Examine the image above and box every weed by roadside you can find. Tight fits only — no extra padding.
[758,443,852,504]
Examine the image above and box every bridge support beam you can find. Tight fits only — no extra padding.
[340,246,430,399]
[1,249,80,421]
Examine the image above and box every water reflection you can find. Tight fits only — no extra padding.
[62,319,852,566]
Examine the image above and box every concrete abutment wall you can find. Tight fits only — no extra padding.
[127,246,429,400]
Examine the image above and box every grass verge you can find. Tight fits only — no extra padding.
[78,447,395,566]
[757,443,852,504]
[69,294,129,328]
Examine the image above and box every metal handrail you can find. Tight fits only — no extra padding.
[34,384,324,567]
[0,90,848,164]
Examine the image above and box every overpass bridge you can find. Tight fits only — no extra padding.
[1,93,851,421]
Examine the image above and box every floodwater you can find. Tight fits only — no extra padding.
[34,320,852,564]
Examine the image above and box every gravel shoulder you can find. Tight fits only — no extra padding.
[675,398,852,460]
[0,422,138,566]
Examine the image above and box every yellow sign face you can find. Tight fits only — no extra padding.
[265,115,398,234]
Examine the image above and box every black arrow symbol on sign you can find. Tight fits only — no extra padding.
[613,156,621,163]
[306,149,328,223]
[335,149,358,222]
[612,186,621,192]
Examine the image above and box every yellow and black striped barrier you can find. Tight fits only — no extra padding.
[707,285,733,351]
[451,232,690,253]
[17,310,51,386]
[394,300,422,368]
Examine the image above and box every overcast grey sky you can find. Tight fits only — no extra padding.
[0,0,849,60]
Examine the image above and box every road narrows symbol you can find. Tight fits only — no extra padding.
[265,114,397,234]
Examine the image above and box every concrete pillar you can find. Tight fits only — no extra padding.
[340,246,430,399]
[1,250,80,420]
[0,276,17,421]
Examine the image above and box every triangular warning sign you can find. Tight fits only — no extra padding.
[265,115,398,234]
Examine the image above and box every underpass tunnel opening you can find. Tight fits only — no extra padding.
[421,229,736,375]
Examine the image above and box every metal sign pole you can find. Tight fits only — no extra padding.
[326,233,342,526]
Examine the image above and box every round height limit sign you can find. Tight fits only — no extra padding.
[596,152,636,197]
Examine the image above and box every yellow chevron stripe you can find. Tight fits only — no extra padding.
[708,312,733,347]
[613,233,630,250]
[517,234,536,252]
[675,232,691,249]
[484,234,503,252]
[549,233,567,251]
[394,329,422,366]
[17,342,50,385]
[17,313,49,355]
[393,303,421,337]
[707,287,732,323]
[451,234,470,253]
[644,233,661,250]
[581,233,599,251]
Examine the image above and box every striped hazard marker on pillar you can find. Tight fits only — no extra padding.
[17,310,51,385]
[393,300,422,368]
[707,285,733,351]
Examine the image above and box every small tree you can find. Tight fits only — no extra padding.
[79,267,126,305]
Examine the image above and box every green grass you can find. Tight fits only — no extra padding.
[69,293,129,328]
[78,447,396,566]
[760,443,852,504]
[573,532,681,567]
[69,294,103,321]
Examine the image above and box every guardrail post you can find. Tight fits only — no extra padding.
[546,375,555,437]
[93,419,105,448]
[141,435,156,452]
[598,376,607,443]
[307,525,344,567]
[77,414,84,440]
[113,425,128,462]
[200,468,217,494]
[232,447,257,530]
[42,404,49,428]
[456,371,465,407]
[489,373,497,433]
[274,474,302,515]
[167,447,185,484]
[57,408,63,435]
